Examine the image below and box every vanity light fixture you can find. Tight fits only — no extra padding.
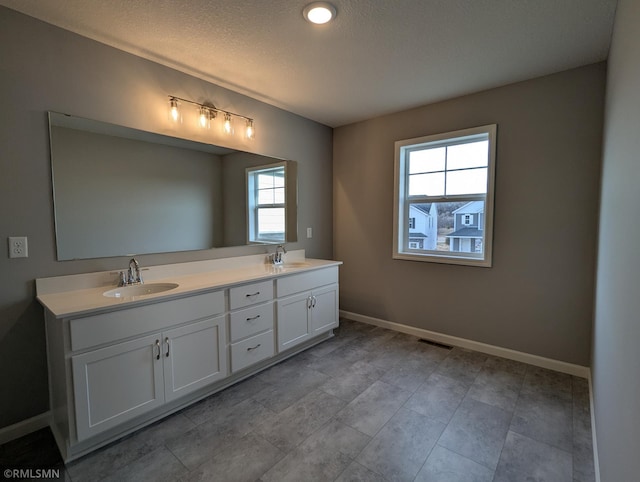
[222,112,234,135]
[198,105,216,129]
[167,95,255,139]
[245,119,255,140]
[303,2,337,24]
[169,97,181,123]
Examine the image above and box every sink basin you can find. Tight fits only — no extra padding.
[103,282,179,298]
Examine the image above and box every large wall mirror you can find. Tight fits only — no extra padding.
[48,112,297,260]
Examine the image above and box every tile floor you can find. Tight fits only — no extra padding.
[0,319,595,481]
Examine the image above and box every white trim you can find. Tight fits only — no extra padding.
[393,124,497,268]
[588,370,601,482]
[0,411,51,445]
[339,310,590,378]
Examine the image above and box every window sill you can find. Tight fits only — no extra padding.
[392,251,492,268]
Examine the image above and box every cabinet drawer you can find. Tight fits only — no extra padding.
[229,302,274,342]
[229,280,274,310]
[276,267,339,298]
[70,290,225,351]
[230,330,275,373]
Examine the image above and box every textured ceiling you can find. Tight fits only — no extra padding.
[0,0,617,127]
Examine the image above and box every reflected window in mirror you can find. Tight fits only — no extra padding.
[247,163,287,243]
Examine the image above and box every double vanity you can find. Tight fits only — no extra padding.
[36,251,341,461]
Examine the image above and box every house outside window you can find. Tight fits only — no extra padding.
[393,124,497,267]
[246,163,287,243]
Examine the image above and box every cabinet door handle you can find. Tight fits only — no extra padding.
[312,296,317,308]
[245,291,260,297]
[155,339,161,360]
[246,314,261,321]
[247,343,261,352]
[165,337,170,358]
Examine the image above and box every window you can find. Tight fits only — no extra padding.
[408,217,416,229]
[393,124,497,267]
[246,163,286,243]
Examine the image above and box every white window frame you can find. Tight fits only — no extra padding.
[393,124,497,267]
[246,162,287,244]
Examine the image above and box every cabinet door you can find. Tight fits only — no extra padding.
[72,333,164,441]
[310,284,339,335]
[276,291,311,351]
[163,316,227,403]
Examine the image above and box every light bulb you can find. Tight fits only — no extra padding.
[169,97,181,123]
[199,106,211,129]
[223,113,234,135]
[246,119,255,140]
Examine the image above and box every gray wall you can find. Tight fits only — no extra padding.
[52,126,223,258]
[0,7,333,429]
[334,63,605,366]
[592,0,640,479]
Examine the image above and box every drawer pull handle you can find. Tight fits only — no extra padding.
[155,339,161,360]
[246,315,261,321]
[245,291,260,297]
[247,343,261,351]
[165,337,170,358]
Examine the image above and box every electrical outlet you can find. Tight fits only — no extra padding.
[307,227,313,238]
[9,236,28,258]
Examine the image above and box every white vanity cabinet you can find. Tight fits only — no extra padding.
[276,267,339,351]
[39,254,341,462]
[228,280,275,373]
[71,333,164,441]
[162,316,227,402]
[62,290,227,441]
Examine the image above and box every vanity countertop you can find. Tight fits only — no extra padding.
[37,256,341,319]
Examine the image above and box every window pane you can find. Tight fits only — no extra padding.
[447,140,488,170]
[273,170,285,187]
[258,207,285,239]
[273,187,285,204]
[406,201,485,254]
[408,172,445,196]
[258,173,275,189]
[446,167,487,195]
[409,147,445,174]
[257,189,274,205]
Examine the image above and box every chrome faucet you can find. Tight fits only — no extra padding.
[127,258,144,285]
[271,245,287,265]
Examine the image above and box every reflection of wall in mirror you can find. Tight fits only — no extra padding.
[51,126,223,259]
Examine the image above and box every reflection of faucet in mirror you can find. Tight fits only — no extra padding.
[127,258,144,285]
[270,245,287,265]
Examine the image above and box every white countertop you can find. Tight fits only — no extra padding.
[37,255,341,318]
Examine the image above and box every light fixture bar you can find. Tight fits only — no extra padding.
[168,95,254,123]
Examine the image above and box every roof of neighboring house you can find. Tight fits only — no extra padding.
[410,203,433,215]
[409,233,428,238]
[452,200,484,214]
[446,227,484,238]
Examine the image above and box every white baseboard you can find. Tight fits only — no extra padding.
[0,411,51,445]
[587,370,601,482]
[340,310,590,378]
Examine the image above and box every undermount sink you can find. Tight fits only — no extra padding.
[103,282,179,298]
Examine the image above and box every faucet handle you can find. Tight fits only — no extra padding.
[117,271,127,287]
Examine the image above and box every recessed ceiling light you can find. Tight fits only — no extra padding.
[303,2,337,25]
